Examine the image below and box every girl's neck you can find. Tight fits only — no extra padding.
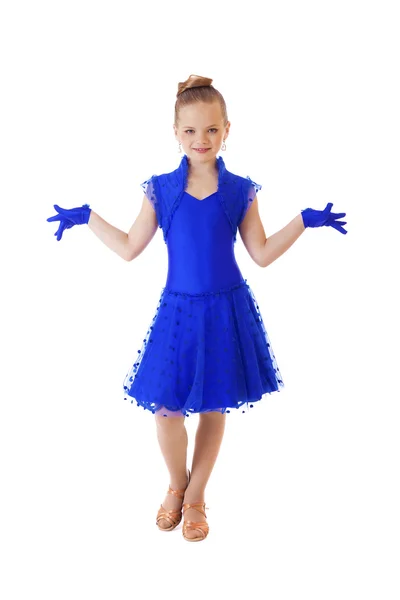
[187,155,218,179]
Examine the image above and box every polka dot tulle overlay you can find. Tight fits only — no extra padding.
[123,279,284,417]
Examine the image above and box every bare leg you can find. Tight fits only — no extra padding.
[155,413,189,529]
[183,411,227,539]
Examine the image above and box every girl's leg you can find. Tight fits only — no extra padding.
[155,413,189,529]
[183,411,227,539]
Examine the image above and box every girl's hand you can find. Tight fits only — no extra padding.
[46,204,92,241]
[301,202,347,234]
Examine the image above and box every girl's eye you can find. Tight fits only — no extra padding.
[185,129,218,134]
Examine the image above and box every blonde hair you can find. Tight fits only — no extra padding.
[174,74,228,127]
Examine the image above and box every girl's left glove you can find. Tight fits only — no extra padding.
[301,202,347,234]
[46,203,91,241]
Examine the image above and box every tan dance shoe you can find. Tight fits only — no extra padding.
[182,501,209,542]
[156,469,191,532]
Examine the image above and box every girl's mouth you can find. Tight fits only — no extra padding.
[193,148,210,153]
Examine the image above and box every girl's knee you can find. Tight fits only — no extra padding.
[199,410,226,422]
[155,411,185,428]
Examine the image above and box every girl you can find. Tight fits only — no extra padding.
[47,74,347,542]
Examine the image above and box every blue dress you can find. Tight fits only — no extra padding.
[123,155,284,417]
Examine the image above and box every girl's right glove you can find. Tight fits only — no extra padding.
[46,204,92,241]
[301,202,347,234]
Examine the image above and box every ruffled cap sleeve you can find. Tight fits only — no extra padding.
[238,176,262,225]
[140,174,163,230]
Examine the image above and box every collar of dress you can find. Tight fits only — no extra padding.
[176,153,227,193]
[154,153,260,243]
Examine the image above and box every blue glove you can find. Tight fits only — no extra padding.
[46,204,92,241]
[301,202,347,234]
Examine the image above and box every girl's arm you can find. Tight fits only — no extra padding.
[239,196,305,268]
[88,195,158,261]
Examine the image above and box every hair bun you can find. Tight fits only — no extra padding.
[177,74,213,97]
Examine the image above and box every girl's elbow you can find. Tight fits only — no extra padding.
[126,247,137,261]
[125,235,140,261]
[257,240,270,268]
[124,243,135,261]
[251,254,268,268]
[259,258,271,268]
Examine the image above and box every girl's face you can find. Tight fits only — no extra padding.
[174,101,230,162]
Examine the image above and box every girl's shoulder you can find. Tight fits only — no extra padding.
[222,162,262,189]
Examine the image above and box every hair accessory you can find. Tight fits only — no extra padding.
[178,74,213,96]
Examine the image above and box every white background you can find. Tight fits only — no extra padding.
[1,0,399,598]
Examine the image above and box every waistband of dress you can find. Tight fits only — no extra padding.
[163,278,249,298]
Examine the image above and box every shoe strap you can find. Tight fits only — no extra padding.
[183,520,209,539]
[157,504,181,518]
[182,502,207,517]
[157,505,182,528]
[167,486,185,499]
[167,469,190,499]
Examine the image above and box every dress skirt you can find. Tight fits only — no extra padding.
[123,279,284,417]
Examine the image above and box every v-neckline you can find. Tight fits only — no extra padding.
[184,191,218,202]
[181,155,225,202]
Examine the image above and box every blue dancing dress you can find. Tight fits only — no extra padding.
[123,154,284,417]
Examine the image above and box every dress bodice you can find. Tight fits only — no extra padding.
[165,191,244,295]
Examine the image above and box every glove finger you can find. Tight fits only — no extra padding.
[330,221,348,234]
[331,211,346,219]
[58,220,71,240]
[54,223,63,240]
[53,204,70,216]
[47,214,61,223]
[334,220,347,225]
[323,202,334,213]
[54,220,65,240]
[54,220,67,241]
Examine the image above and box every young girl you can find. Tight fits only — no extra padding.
[47,74,347,542]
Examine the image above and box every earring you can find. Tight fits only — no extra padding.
[221,139,227,151]
[178,142,182,153]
